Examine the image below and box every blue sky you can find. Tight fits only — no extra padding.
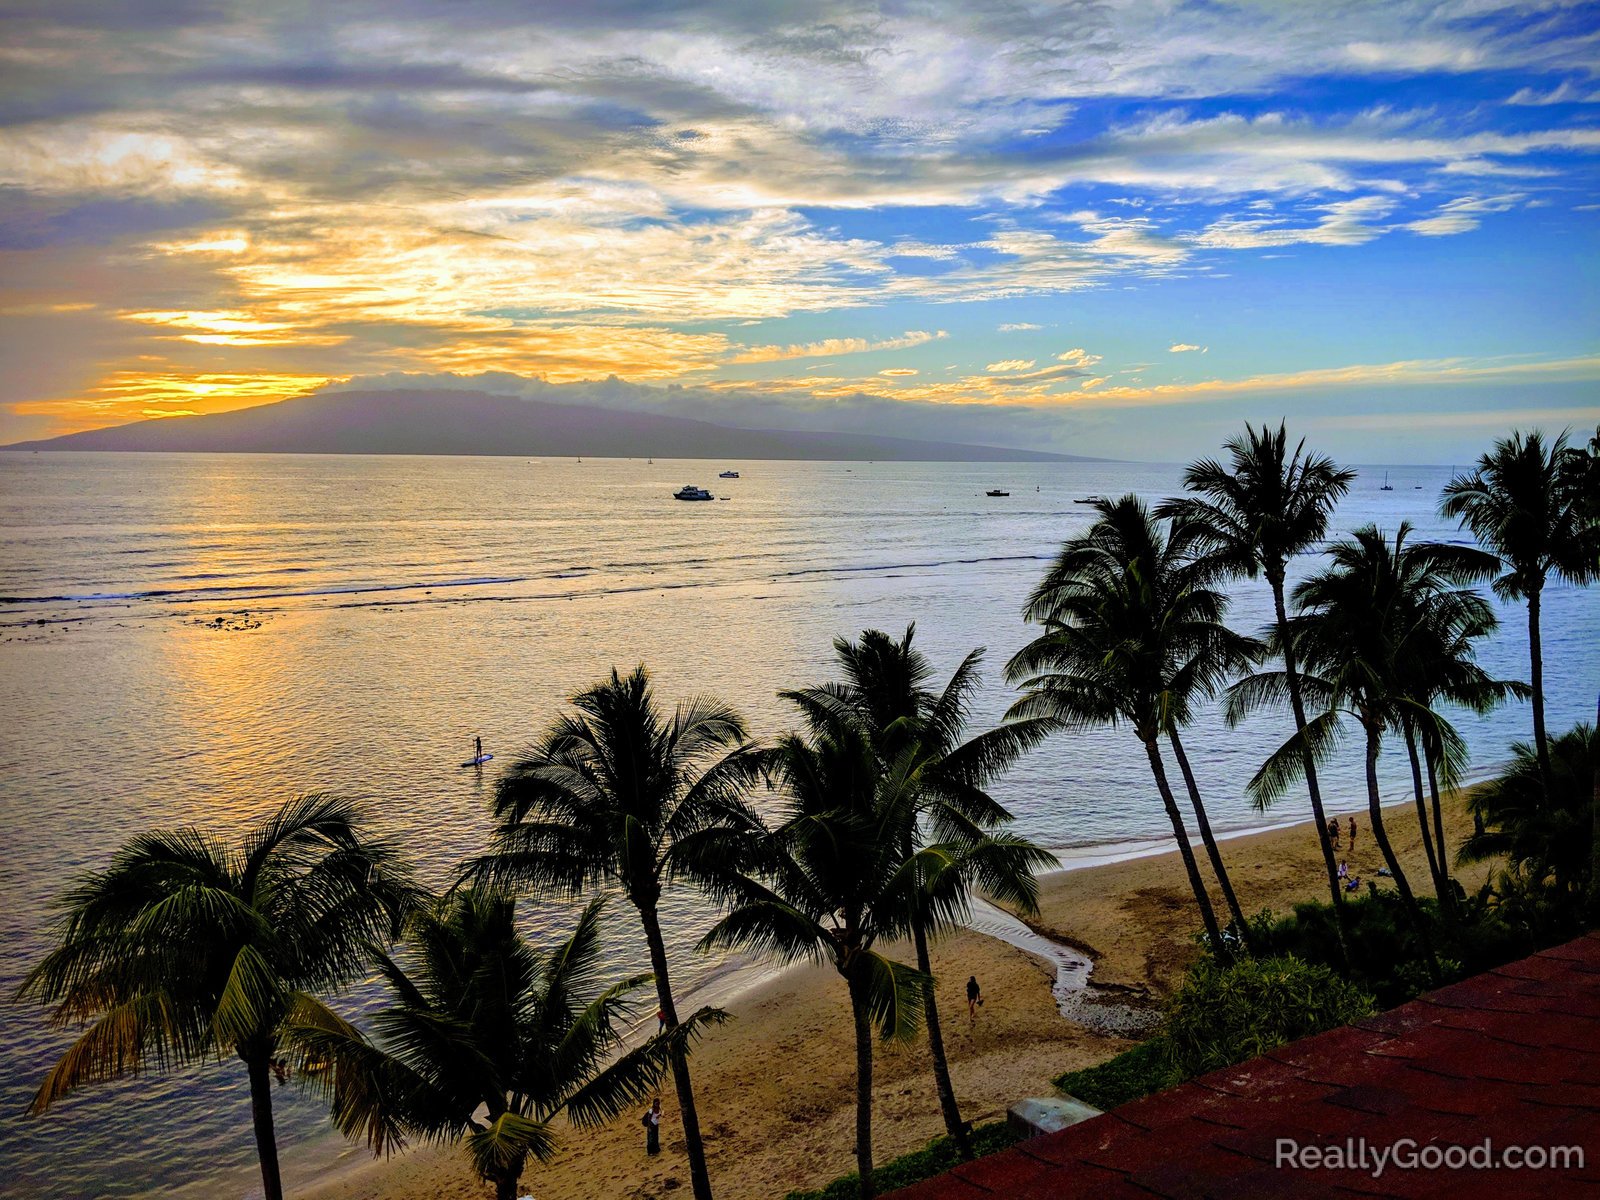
[0,0,1596,460]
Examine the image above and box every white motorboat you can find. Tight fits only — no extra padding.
[673,484,714,501]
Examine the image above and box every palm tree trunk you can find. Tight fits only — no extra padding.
[846,969,876,1200]
[639,905,715,1200]
[1362,721,1439,981]
[1402,724,1444,900]
[243,1051,284,1200]
[1424,741,1449,894]
[1528,587,1552,798]
[495,1172,520,1200]
[1271,578,1346,915]
[1167,727,1252,949]
[1141,735,1226,957]
[911,914,970,1159]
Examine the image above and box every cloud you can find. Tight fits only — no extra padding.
[984,359,1036,372]
[1169,343,1202,353]
[998,322,1041,331]
[1507,81,1600,106]
[1056,348,1102,367]
[729,329,946,364]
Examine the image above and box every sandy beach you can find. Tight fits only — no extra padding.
[300,787,1490,1200]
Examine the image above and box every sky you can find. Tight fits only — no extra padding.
[1,0,1597,462]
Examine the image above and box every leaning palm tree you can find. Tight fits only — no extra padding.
[701,723,925,1199]
[471,666,763,1200]
[293,893,718,1200]
[784,626,1055,1158]
[1235,525,1496,978]
[16,794,415,1200]
[1160,422,1354,914]
[1441,430,1596,792]
[1008,496,1255,956]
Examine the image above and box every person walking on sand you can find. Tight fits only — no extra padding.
[1347,816,1358,853]
[642,1097,662,1156]
[966,975,982,1020]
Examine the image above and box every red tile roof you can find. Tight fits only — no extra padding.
[889,932,1600,1200]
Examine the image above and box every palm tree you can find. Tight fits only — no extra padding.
[1459,723,1598,914]
[1393,589,1519,905]
[1441,430,1596,792]
[293,893,718,1200]
[701,723,926,1199]
[16,795,415,1200]
[471,666,763,1200]
[1160,422,1354,914]
[1235,525,1495,977]
[784,626,1055,1158]
[1007,496,1256,957]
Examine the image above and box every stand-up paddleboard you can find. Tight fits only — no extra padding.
[461,753,493,767]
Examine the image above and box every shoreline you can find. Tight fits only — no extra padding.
[270,784,1488,1200]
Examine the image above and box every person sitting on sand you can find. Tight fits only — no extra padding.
[1337,860,1349,880]
[966,975,982,1020]
[1344,874,1362,893]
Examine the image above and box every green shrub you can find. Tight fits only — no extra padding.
[783,1121,1021,1200]
[1164,954,1376,1078]
[1253,890,1530,1008]
[1053,1037,1179,1110]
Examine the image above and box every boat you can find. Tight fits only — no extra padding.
[719,469,739,478]
[986,489,1010,497]
[1073,495,1105,504]
[673,485,714,501]
[1380,472,1394,491]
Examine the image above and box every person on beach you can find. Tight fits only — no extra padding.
[1338,860,1349,881]
[1347,816,1358,852]
[1345,874,1362,893]
[967,975,982,1020]
[1327,817,1341,849]
[643,1097,661,1155]
[656,1008,667,1033]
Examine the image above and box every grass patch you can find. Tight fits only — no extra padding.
[783,1120,1021,1200]
[1052,1037,1178,1111]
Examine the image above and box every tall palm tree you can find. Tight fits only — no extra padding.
[471,666,763,1200]
[1441,430,1596,793]
[293,893,717,1200]
[701,723,926,1199]
[1234,524,1495,978]
[16,795,415,1200]
[1160,422,1354,914]
[1007,496,1256,957]
[784,626,1055,1158]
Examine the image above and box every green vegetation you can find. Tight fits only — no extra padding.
[1163,955,1376,1076]
[782,1121,1022,1200]
[1054,1038,1179,1110]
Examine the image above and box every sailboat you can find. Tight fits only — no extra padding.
[1380,471,1394,491]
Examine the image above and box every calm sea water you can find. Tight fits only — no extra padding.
[2,452,1595,1198]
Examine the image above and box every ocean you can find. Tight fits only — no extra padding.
[1,452,1595,1198]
